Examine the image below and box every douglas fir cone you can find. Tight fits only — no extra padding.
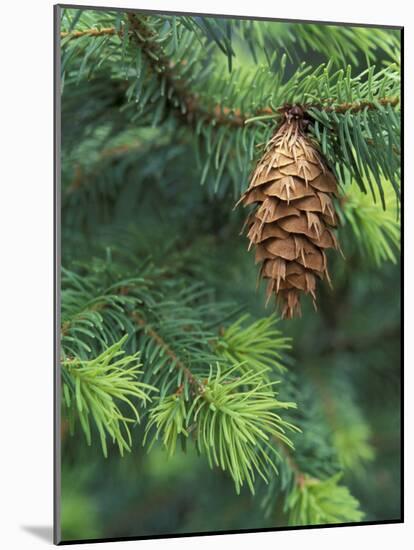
[237,105,342,319]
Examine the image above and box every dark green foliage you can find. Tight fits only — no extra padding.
[59,7,401,541]
[60,9,400,203]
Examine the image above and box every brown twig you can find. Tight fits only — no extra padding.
[317,96,399,113]
[61,27,117,39]
[126,14,252,127]
[61,19,399,127]
[131,311,205,392]
[61,298,205,393]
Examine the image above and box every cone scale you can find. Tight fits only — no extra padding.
[237,106,341,319]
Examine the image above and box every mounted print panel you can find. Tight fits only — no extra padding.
[54,4,402,544]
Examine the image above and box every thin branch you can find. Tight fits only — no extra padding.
[126,14,250,127]
[130,311,205,392]
[62,297,206,394]
[61,19,399,129]
[312,97,399,113]
[61,27,117,39]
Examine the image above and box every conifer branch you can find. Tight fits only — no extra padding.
[61,27,117,39]
[313,97,399,113]
[61,335,156,456]
[131,311,205,392]
[286,472,364,525]
[128,11,399,126]
[126,14,250,127]
[61,19,399,129]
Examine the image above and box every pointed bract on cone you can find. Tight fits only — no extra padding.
[237,106,342,319]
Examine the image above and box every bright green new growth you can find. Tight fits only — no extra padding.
[144,393,189,458]
[286,474,365,526]
[339,177,400,266]
[145,364,298,495]
[216,315,291,375]
[333,422,375,473]
[193,365,297,494]
[62,335,156,456]
[61,251,298,494]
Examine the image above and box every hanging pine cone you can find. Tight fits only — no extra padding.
[237,105,342,319]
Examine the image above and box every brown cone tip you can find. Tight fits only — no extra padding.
[237,105,341,319]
